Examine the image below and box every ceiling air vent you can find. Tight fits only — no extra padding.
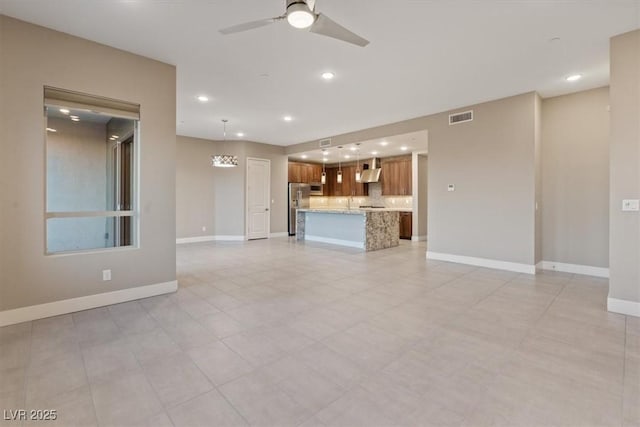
[319,138,332,148]
[449,110,473,125]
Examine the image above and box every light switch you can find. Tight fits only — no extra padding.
[447,184,455,192]
[622,199,640,211]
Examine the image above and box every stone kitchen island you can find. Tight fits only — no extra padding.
[296,208,399,251]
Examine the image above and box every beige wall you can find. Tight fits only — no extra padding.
[427,93,537,265]
[0,16,176,311]
[609,30,640,306]
[534,94,543,264]
[541,87,610,268]
[416,154,428,238]
[176,135,287,239]
[289,92,538,266]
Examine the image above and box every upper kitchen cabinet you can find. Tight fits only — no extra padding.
[320,165,368,197]
[288,162,323,183]
[381,156,412,196]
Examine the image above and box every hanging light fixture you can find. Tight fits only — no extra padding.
[321,149,327,184]
[211,119,238,168]
[337,146,343,184]
[355,143,361,182]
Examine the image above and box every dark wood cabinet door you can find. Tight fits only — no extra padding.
[325,168,336,196]
[399,211,412,239]
[381,156,412,195]
[400,158,412,195]
[341,166,352,197]
[288,163,302,183]
[300,165,310,183]
[311,164,322,182]
[381,162,394,195]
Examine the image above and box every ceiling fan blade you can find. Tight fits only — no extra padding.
[309,13,369,47]
[219,16,282,35]
[307,0,316,12]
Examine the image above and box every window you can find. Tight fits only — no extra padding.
[44,87,140,254]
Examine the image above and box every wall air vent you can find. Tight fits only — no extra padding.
[319,138,332,148]
[449,110,473,125]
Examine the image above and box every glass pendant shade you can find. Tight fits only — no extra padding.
[211,119,238,168]
[321,171,326,184]
[211,155,238,168]
[337,170,342,183]
[355,168,361,183]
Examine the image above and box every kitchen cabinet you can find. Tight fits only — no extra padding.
[381,156,412,196]
[288,162,302,183]
[324,166,368,197]
[288,162,323,183]
[399,211,412,239]
[334,166,351,197]
[311,164,322,182]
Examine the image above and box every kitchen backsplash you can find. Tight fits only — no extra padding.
[310,194,413,210]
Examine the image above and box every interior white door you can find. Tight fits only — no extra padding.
[246,158,271,240]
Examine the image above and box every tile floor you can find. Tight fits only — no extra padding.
[1,238,638,427]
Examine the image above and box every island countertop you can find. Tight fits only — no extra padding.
[297,208,410,214]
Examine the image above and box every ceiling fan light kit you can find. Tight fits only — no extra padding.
[287,2,315,29]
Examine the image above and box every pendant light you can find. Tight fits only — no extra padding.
[337,146,343,184]
[321,149,327,184]
[355,143,361,183]
[211,119,238,168]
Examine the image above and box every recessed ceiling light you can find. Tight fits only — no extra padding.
[371,151,378,155]
[236,132,244,137]
[344,155,351,159]
[321,72,335,80]
[400,146,408,151]
[323,158,328,163]
[566,74,582,82]
[283,115,293,122]
[301,154,308,159]
[111,135,120,138]
[380,141,389,146]
[349,146,357,151]
[197,95,209,102]
[46,127,57,132]
[59,108,70,114]
[70,117,80,122]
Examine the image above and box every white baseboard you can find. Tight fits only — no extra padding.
[411,235,427,242]
[0,280,178,327]
[305,235,365,249]
[426,251,536,274]
[269,232,289,238]
[176,235,245,244]
[608,297,640,317]
[538,261,609,278]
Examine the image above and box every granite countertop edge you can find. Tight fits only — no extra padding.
[297,208,409,214]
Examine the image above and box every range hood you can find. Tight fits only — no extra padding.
[360,158,382,183]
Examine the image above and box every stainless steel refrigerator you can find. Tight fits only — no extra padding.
[288,183,310,235]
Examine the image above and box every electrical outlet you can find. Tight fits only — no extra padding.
[448,184,455,192]
[102,269,111,281]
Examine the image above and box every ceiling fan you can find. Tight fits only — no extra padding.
[219,0,369,47]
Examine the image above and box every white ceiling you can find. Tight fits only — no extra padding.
[2,1,638,146]
[289,130,429,164]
